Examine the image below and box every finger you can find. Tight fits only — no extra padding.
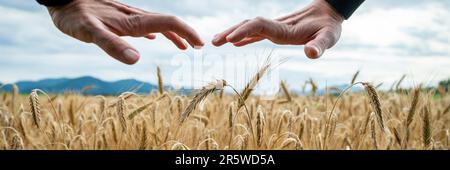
[226,17,288,43]
[163,16,204,49]
[125,14,204,48]
[212,20,249,46]
[108,2,202,49]
[304,29,339,59]
[92,30,140,65]
[145,33,156,40]
[233,36,265,47]
[162,32,188,50]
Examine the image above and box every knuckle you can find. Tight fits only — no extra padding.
[253,17,263,23]
[278,25,291,41]
[253,17,268,24]
[166,16,184,31]
[169,15,180,21]
[75,23,102,43]
[158,15,180,30]
[93,34,117,49]
[74,13,96,28]
[254,16,265,21]
[164,15,180,23]
[323,30,339,45]
[79,23,97,34]
[317,37,330,48]
[127,15,143,28]
[124,14,145,35]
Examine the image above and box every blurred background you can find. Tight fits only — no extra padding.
[0,0,449,94]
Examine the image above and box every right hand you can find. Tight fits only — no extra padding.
[47,0,204,65]
[212,0,343,59]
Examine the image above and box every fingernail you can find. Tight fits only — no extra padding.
[313,46,322,56]
[123,49,139,63]
[194,45,203,49]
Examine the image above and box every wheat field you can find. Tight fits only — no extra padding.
[0,70,449,150]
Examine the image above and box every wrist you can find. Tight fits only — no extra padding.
[37,0,74,7]
[322,0,365,20]
[42,0,76,14]
[314,0,345,23]
[46,0,83,23]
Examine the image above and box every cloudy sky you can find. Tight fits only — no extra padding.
[0,0,449,92]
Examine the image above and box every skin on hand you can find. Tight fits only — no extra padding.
[47,0,204,65]
[212,0,344,59]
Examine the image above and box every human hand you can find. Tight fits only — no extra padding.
[47,0,204,64]
[212,0,344,59]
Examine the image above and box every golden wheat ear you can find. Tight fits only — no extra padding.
[362,83,385,130]
[29,89,41,128]
[157,66,164,95]
[179,80,227,124]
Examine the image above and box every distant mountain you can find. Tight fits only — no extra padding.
[0,76,192,95]
[0,76,368,96]
[318,84,363,95]
[289,84,364,96]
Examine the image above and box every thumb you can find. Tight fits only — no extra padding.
[304,30,339,59]
[92,30,140,65]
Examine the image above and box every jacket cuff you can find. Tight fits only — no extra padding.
[325,0,364,20]
[37,0,74,7]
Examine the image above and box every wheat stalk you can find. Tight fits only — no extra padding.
[239,63,270,109]
[256,105,265,147]
[29,90,41,128]
[422,106,431,149]
[157,66,164,95]
[11,135,24,150]
[68,99,76,126]
[441,103,450,115]
[280,80,292,102]
[393,127,402,147]
[97,96,106,124]
[228,104,234,129]
[108,92,137,108]
[407,87,421,127]
[324,113,337,148]
[139,125,148,150]
[110,121,118,144]
[128,103,152,120]
[351,70,360,85]
[395,75,406,91]
[116,96,127,132]
[219,89,224,99]
[171,142,190,150]
[309,78,318,96]
[280,138,298,150]
[179,80,226,124]
[362,83,385,130]
[191,114,209,126]
[11,84,18,114]
[445,130,449,148]
[370,114,378,150]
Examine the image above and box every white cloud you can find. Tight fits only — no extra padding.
[0,0,449,91]
[342,3,450,55]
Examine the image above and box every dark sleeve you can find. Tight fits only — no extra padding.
[325,0,365,20]
[36,0,73,7]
